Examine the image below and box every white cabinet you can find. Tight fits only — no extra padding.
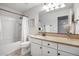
[58,51,74,56]
[58,44,79,55]
[42,40,57,49]
[29,37,42,44]
[29,36,79,56]
[42,40,57,56]
[42,46,57,56]
[30,37,57,56]
[31,43,42,56]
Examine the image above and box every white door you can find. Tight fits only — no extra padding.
[31,43,42,56]
[58,51,74,56]
[42,46,57,56]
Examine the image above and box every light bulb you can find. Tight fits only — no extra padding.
[60,4,66,8]
[42,5,48,10]
[42,3,66,12]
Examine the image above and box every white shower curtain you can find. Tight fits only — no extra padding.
[21,16,29,42]
[21,16,30,55]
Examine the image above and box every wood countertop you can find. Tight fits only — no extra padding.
[29,34,79,47]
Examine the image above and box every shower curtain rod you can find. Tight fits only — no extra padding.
[0,8,28,17]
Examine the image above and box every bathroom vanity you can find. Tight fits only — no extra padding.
[29,34,79,56]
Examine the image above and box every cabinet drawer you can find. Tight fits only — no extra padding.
[29,37,42,44]
[42,40,57,49]
[31,43,42,56]
[42,46,57,56]
[58,51,74,56]
[58,44,79,55]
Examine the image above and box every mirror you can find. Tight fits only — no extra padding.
[38,3,78,34]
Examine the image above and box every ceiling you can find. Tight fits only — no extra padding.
[0,3,73,15]
[0,3,40,13]
[39,3,73,16]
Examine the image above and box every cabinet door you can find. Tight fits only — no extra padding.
[58,51,74,56]
[58,44,79,55]
[31,43,42,56]
[42,46,57,56]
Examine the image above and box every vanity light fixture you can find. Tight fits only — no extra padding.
[42,3,66,12]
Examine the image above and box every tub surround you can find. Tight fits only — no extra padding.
[0,41,21,56]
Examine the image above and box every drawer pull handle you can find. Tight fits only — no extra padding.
[58,53,60,55]
[40,47,42,49]
[48,51,50,53]
[48,44,50,45]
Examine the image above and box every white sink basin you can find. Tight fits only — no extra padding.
[20,41,30,48]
